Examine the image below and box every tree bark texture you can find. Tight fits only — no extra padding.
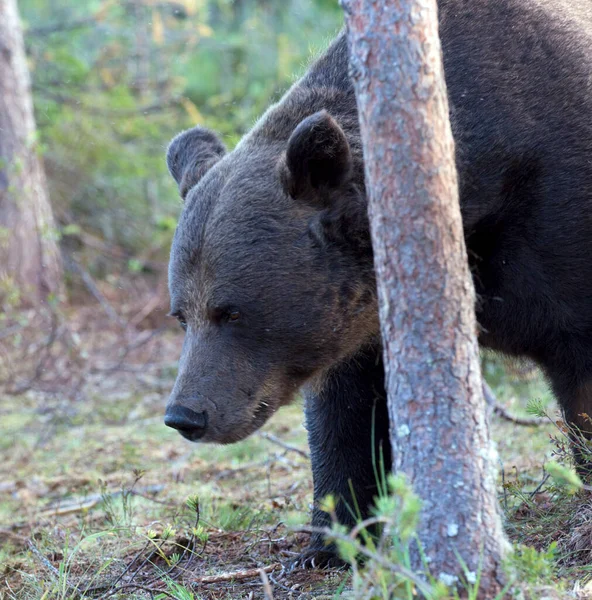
[343,0,507,594]
[0,0,62,306]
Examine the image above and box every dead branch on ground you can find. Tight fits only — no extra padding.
[483,381,546,426]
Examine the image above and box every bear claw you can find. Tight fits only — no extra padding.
[289,548,348,571]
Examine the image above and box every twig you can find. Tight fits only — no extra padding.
[101,477,169,592]
[68,259,124,326]
[349,516,390,539]
[529,473,551,499]
[27,540,61,579]
[101,582,177,599]
[61,224,166,271]
[260,433,310,460]
[39,485,165,518]
[128,291,165,328]
[130,490,177,507]
[192,563,280,585]
[268,570,315,598]
[214,459,273,480]
[144,499,202,585]
[100,537,153,594]
[8,310,60,395]
[494,404,547,426]
[483,381,546,426]
[260,567,275,599]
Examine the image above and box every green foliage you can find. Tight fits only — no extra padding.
[330,474,432,600]
[545,461,583,495]
[157,578,197,600]
[20,0,342,270]
[507,543,557,586]
[526,397,546,418]
[331,474,518,600]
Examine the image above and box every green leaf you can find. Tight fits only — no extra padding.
[544,461,583,493]
[526,398,546,418]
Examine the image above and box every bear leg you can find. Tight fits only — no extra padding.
[295,348,391,569]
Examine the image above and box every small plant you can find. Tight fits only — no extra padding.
[322,475,441,600]
[325,475,517,600]
[545,461,583,495]
[157,577,197,600]
[507,542,557,586]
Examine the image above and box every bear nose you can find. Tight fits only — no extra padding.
[164,405,208,441]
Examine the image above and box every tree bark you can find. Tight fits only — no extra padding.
[343,0,508,594]
[0,0,62,307]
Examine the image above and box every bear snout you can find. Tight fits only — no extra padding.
[164,404,208,442]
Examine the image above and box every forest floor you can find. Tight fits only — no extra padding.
[2,306,592,599]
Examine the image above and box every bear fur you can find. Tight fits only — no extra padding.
[165,0,592,565]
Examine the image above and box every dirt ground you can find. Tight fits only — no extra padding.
[1,308,591,599]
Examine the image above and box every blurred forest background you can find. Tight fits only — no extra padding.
[20,0,341,300]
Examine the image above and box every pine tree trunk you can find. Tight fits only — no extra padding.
[343,0,508,594]
[0,0,62,307]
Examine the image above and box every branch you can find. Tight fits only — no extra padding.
[27,540,62,579]
[67,259,125,326]
[483,381,546,426]
[38,485,165,518]
[192,563,280,584]
[260,567,275,600]
[259,432,310,460]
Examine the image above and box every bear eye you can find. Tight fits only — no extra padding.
[227,310,241,323]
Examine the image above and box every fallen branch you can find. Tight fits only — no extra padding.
[68,259,124,326]
[260,567,275,599]
[39,485,165,518]
[128,290,166,328]
[483,381,546,426]
[192,563,280,585]
[27,540,61,578]
[99,582,178,599]
[260,433,310,460]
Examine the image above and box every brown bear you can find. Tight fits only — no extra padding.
[164,0,592,566]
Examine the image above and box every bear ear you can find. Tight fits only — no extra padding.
[166,127,227,200]
[280,110,352,203]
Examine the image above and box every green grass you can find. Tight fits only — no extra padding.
[1,351,590,599]
[0,367,320,599]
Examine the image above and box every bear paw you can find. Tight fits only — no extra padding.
[289,547,348,570]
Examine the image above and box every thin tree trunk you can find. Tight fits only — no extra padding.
[343,0,507,594]
[0,0,62,307]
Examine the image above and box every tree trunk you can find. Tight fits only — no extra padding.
[0,0,62,307]
[343,0,507,594]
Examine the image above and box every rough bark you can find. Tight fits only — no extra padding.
[0,0,62,306]
[342,0,508,594]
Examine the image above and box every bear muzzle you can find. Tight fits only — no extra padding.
[164,404,208,442]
